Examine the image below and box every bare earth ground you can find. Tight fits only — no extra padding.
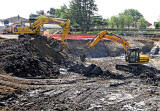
[1,59,160,111]
[0,35,160,111]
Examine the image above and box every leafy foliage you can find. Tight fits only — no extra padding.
[123,9,143,22]
[69,0,97,32]
[137,17,147,29]
[48,5,70,19]
[118,14,125,28]
[154,22,160,29]
[124,15,134,28]
[43,6,150,31]
[107,9,144,28]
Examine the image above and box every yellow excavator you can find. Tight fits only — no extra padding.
[10,16,70,45]
[2,25,11,34]
[85,30,149,72]
[2,22,23,34]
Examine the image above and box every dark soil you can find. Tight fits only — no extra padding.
[0,36,75,78]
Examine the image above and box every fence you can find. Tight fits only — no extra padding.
[68,28,160,37]
[70,28,160,32]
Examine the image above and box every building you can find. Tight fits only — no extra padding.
[4,15,28,24]
[146,21,153,29]
[0,15,28,32]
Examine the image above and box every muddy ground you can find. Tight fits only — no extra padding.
[0,35,160,111]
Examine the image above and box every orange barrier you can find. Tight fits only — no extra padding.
[43,32,97,40]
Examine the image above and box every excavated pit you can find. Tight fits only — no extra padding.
[67,39,125,58]
[66,38,154,58]
[0,35,160,111]
[0,36,157,79]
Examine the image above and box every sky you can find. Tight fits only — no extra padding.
[0,0,160,24]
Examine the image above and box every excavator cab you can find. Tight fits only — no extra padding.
[125,48,149,64]
[125,48,140,64]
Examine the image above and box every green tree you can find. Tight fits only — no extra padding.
[154,22,160,29]
[91,16,102,26]
[69,0,97,32]
[137,17,147,29]
[105,19,110,28]
[109,16,116,28]
[53,5,70,19]
[118,14,125,28]
[124,15,134,28]
[107,9,144,29]
[114,16,119,28]
[123,9,143,22]
[91,16,106,28]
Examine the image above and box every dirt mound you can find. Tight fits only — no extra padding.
[68,63,125,79]
[68,64,103,77]
[4,55,59,78]
[0,36,75,78]
[116,64,160,85]
[0,35,105,78]
[138,66,160,86]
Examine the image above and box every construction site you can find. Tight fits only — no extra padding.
[0,3,160,111]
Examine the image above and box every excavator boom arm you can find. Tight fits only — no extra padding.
[87,30,130,51]
[31,16,70,45]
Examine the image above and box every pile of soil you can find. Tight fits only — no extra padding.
[68,63,103,77]
[0,36,75,78]
[68,63,125,79]
[139,65,160,86]
[116,64,160,85]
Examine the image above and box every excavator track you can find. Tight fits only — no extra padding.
[116,64,140,74]
[116,64,160,75]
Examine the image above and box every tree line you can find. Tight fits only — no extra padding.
[106,9,147,29]
[36,0,151,32]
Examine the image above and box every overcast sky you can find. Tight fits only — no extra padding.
[1,0,160,23]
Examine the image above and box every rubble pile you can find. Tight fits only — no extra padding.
[0,35,107,78]
[68,63,125,79]
[68,63,103,77]
[139,65,160,85]
[0,36,74,78]
[4,55,60,78]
